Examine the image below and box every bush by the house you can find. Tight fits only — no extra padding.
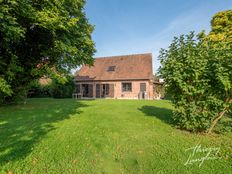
[28,79,52,98]
[51,75,75,98]
[158,10,232,133]
[159,32,231,133]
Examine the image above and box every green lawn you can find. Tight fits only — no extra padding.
[0,98,231,174]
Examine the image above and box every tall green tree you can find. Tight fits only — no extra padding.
[0,0,95,103]
[205,10,232,44]
[204,10,232,133]
[159,10,232,133]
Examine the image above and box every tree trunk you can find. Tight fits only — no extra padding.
[207,98,231,134]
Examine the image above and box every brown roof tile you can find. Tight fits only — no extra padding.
[76,53,153,81]
[39,77,52,86]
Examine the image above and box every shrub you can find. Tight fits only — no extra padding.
[159,32,232,133]
[28,79,52,98]
[51,75,75,98]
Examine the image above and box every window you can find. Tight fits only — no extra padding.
[140,83,146,92]
[107,66,116,71]
[122,83,132,92]
[76,84,81,93]
[102,84,109,96]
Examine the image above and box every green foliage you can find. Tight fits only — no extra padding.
[51,75,75,98]
[28,75,74,98]
[159,31,232,132]
[153,74,165,98]
[0,77,12,96]
[214,115,232,134]
[0,0,95,104]
[28,79,52,98]
[153,84,165,98]
[206,10,232,43]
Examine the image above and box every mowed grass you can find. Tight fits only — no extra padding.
[0,98,231,174]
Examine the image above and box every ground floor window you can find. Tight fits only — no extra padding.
[82,84,93,97]
[122,82,132,92]
[140,83,146,92]
[102,84,109,96]
[96,83,114,98]
[75,84,81,93]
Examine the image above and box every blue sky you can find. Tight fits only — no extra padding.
[85,0,232,73]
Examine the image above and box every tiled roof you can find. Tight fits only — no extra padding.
[76,53,153,81]
[39,77,52,86]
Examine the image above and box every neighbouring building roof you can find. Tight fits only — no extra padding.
[39,77,52,86]
[75,53,153,81]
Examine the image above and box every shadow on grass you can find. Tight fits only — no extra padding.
[0,99,88,166]
[138,105,174,125]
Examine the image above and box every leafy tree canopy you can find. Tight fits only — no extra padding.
[159,10,232,133]
[0,0,95,103]
[206,10,232,43]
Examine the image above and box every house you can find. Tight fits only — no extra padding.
[75,53,154,99]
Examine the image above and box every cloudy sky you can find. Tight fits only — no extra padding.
[85,0,232,73]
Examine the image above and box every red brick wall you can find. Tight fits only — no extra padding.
[76,80,153,99]
[113,80,153,99]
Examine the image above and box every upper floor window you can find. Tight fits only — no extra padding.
[107,66,116,71]
[122,82,132,92]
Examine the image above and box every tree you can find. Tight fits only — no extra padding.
[51,75,75,98]
[204,10,232,133]
[0,0,95,104]
[159,10,232,133]
[205,10,232,44]
[159,33,208,132]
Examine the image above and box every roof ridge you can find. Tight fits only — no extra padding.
[94,53,152,59]
[76,52,153,81]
